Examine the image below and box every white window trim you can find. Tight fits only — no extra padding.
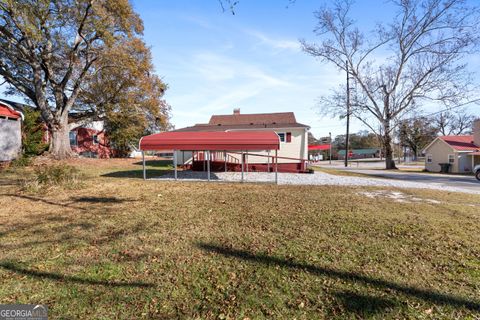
[448,154,455,163]
[426,154,433,163]
[69,131,77,146]
[277,132,286,143]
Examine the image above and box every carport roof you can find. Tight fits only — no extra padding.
[139,131,280,151]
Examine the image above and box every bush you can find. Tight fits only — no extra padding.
[21,164,83,193]
[10,155,33,168]
[22,108,49,156]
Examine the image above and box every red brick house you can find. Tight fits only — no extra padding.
[0,98,114,159]
[69,124,112,158]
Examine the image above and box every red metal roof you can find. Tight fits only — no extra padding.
[139,131,280,151]
[439,135,480,151]
[308,144,331,151]
[209,112,300,126]
[0,102,22,119]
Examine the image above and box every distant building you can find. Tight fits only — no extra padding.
[423,119,480,173]
[337,148,381,160]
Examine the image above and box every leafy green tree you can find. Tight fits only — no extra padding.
[22,108,49,156]
[0,0,146,159]
[76,38,171,157]
[399,117,438,160]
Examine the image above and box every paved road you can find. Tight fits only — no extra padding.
[343,169,480,193]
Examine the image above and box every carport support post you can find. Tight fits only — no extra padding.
[207,150,211,181]
[173,149,177,180]
[224,151,227,172]
[241,151,244,183]
[267,150,270,172]
[275,149,278,184]
[142,151,146,180]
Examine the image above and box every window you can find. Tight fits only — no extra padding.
[426,154,433,163]
[286,132,292,143]
[69,131,77,146]
[277,132,286,142]
[92,134,99,145]
[448,154,455,163]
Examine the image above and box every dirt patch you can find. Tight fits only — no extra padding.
[358,190,441,204]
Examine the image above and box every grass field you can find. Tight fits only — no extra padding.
[1,158,480,319]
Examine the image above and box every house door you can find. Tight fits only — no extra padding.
[474,155,480,167]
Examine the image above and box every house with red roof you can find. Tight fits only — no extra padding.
[174,108,310,172]
[423,119,480,173]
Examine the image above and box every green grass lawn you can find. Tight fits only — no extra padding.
[1,158,479,319]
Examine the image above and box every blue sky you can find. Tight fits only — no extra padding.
[132,0,380,139]
[2,0,479,139]
[132,0,480,139]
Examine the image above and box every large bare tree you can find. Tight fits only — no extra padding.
[433,108,473,135]
[302,0,480,169]
[0,0,144,159]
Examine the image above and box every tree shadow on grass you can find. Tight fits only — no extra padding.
[196,242,480,312]
[1,193,87,211]
[101,169,171,179]
[132,160,173,167]
[0,261,155,288]
[70,196,137,204]
[101,160,174,179]
[333,290,398,317]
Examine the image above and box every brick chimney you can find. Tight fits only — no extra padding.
[474,118,480,146]
[233,108,240,115]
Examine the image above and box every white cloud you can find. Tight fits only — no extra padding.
[244,29,300,51]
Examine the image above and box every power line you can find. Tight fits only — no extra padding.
[420,98,480,118]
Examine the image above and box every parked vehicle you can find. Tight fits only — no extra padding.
[475,164,480,181]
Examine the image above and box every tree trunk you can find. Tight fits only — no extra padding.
[48,115,74,159]
[382,121,397,170]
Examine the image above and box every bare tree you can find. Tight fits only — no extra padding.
[433,108,473,135]
[302,0,480,169]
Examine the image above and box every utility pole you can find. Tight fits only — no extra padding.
[344,60,350,168]
[329,132,332,164]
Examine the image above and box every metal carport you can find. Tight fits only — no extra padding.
[139,131,281,183]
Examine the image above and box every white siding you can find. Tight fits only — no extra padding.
[175,128,308,165]
[424,139,459,172]
[0,118,22,161]
[458,153,473,173]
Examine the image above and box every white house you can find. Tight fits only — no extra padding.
[423,119,480,173]
[174,109,310,172]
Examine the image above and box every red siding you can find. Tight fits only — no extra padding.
[70,127,112,158]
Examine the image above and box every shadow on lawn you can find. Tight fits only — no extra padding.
[70,196,137,204]
[197,242,480,313]
[101,169,170,179]
[333,290,398,316]
[1,193,87,211]
[100,160,173,179]
[132,160,173,167]
[0,261,154,288]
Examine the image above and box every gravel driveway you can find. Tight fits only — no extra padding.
[152,171,480,194]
